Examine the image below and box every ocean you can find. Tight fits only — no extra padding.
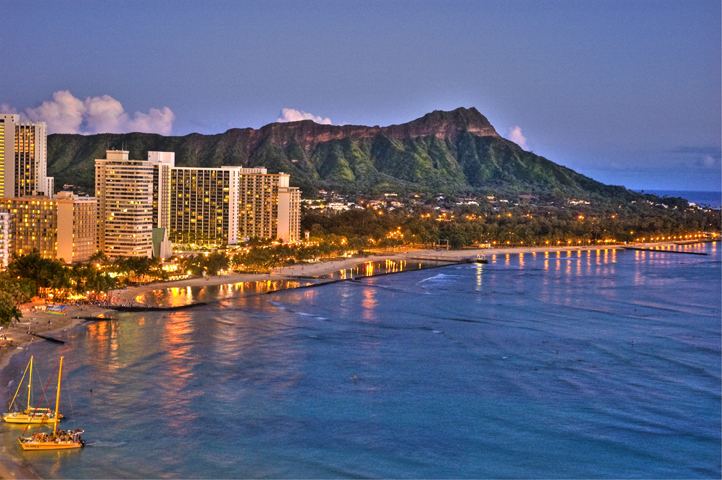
[1,243,720,478]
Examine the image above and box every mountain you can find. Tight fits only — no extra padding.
[47,107,634,200]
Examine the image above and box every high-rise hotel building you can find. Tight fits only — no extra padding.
[0,194,98,263]
[0,197,57,258]
[56,192,97,263]
[237,168,301,243]
[150,153,301,247]
[278,184,301,243]
[149,152,240,247]
[0,114,53,198]
[95,150,154,258]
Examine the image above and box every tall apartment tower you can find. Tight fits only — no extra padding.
[95,150,154,258]
[148,152,302,248]
[0,197,57,258]
[56,191,97,263]
[148,151,175,229]
[167,166,241,247]
[0,114,52,198]
[237,168,279,241]
[150,152,240,247]
[277,184,301,243]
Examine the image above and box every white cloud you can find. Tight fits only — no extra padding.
[507,125,529,150]
[5,90,175,135]
[0,103,18,114]
[83,94,126,133]
[277,107,332,125]
[126,107,175,136]
[26,90,85,133]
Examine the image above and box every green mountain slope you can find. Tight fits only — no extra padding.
[47,107,634,200]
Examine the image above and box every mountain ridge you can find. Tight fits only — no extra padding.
[47,107,634,201]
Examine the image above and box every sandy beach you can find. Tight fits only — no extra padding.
[108,243,648,304]
[106,242,699,306]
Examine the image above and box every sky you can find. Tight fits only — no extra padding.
[1,0,720,191]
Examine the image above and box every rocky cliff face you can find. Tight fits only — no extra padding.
[47,107,632,200]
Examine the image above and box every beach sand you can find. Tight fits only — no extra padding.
[107,245,633,305]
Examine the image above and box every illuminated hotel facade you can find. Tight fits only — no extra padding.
[0,193,98,263]
[56,191,97,263]
[95,150,154,258]
[150,153,301,247]
[277,184,301,243]
[0,197,57,258]
[237,168,301,243]
[0,114,53,198]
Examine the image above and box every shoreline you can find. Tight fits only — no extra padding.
[0,240,714,479]
[0,304,111,480]
[105,241,704,307]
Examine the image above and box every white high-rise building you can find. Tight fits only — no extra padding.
[148,151,175,230]
[0,114,51,198]
[95,150,154,258]
[277,185,301,243]
[149,152,302,248]
[151,150,240,247]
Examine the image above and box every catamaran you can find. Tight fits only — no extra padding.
[17,356,84,450]
[3,355,63,425]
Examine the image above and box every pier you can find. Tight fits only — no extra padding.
[29,332,66,344]
[108,302,209,312]
[623,246,708,256]
[405,256,487,264]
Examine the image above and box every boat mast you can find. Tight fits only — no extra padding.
[52,356,64,436]
[27,355,33,411]
[7,358,30,411]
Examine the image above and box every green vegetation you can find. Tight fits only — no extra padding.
[48,107,641,202]
[230,237,355,273]
[303,202,720,249]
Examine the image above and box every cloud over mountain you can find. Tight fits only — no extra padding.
[277,107,332,125]
[507,125,529,150]
[5,90,174,135]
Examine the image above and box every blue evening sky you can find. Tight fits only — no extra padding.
[2,0,720,190]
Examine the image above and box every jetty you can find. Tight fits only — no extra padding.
[28,332,65,344]
[406,256,487,264]
[623,246,708,256]
[108,302,209,312]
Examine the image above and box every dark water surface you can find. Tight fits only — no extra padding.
[2,244,720,478]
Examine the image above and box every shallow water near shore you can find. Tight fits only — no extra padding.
[1,244,720,478]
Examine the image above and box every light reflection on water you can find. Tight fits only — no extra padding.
[132,259,428,307]
[0,244,719,478]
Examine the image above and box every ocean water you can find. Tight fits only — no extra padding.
[1,244,720,478]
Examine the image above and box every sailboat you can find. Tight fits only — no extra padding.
[17,356,84,450]
[3,355,63,425]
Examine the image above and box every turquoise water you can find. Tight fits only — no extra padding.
[2,244,720,478]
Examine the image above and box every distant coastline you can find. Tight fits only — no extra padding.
[638,189,721,208]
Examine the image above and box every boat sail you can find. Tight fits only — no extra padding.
[17,356,84,450]
[3,355,63,425]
